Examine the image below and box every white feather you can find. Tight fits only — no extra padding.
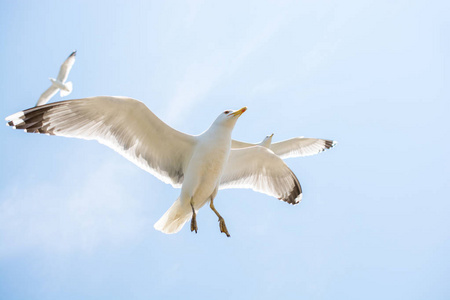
[232,136,336,159]
[36,51,76,106]
[220,146,302,204]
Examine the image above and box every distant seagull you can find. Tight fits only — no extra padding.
[6,97,302,237]
[36,51,76,106]
[232,134,337,158]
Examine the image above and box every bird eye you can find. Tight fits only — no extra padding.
[224,111,231,114]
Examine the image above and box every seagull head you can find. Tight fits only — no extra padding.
[213,107,247,128]
[260,133,274,147]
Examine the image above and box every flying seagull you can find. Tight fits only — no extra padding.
[36,51,76,106]
[5,97,302,237]
[232,133,337,159]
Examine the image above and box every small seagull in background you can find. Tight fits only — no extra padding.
[36,51,76,106]
[232,134,337,159]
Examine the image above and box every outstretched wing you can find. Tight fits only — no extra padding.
[6,96,197,188]
[270,138,337,159]
[231,139,257,149]
[220,146,302,204]
[56,51,76,82]
[36,85,59,106]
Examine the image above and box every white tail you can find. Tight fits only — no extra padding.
[60,81,73,97]
[154,198,193,234]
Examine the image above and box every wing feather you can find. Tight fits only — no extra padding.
[36,85,59,106]
[6,96,196,187]
[56,51,76,82]
[270,138,337,159]
[231,140,256,149]
[220,146,302,204]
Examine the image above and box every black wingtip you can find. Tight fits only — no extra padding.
[6,104,59,135]
[325,140,337,149]
[70,50,77,57]
[279,170,303,205]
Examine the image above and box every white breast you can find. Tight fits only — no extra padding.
[181,126,232,208]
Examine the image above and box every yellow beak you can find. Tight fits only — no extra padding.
[231,107,247,117]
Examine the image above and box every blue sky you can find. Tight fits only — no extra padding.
[1,0,449,299]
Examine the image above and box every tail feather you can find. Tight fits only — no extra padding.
[60,81,73,97]
[154,198,192,234]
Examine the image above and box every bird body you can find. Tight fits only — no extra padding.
[182,127,231,209]
[36,51,76,106]
[49,78,72,96]
[6,97,303,236]
[155,112,239,234]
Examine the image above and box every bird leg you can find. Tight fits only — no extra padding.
[190,200,198,234]
[210,199,230,237]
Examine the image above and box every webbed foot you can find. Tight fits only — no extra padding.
[218,216,230,237]
[190,202,198,234]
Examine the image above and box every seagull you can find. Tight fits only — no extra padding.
[232,133,337,159]
[36,51,76,106]
[5,96,302,237]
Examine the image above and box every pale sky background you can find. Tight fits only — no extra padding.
[1,1,449,299]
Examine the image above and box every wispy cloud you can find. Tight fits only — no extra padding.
[0,161,147,256]
[185,0,205,28]
[164,14,286,126]
[163,52,229,125]
[234,17,282,65]
[250,79,281,96]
